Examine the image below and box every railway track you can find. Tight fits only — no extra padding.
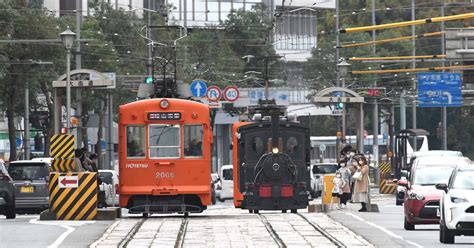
[258,214,286,248]
[118,219,145,248]
[296,213,346,248]
[174,217,189,248]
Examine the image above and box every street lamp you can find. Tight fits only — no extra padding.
[60,27,76,134]
[337,58,351,145]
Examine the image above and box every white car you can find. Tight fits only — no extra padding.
[98,170,119,207]
[437,164,474,244]
[218,165,234,202]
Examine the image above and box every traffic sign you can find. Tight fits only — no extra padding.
[206,86,222,102]
[319,144,326,152]
[58,175,78,188]
[190,80,207,97]
[417,72,462,107]
[223,86,240,102]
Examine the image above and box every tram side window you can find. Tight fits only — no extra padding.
[126,126,146,158]
[149,124,180,158]
[184,125,203,157]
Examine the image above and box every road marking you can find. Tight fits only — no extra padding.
[345,213,423,248]
[29,217,95,248]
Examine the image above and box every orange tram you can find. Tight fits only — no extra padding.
[118,98,212,217]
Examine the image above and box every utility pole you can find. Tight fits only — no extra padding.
[372,0,379,166]
[76,0,82,148]
[24,82,30,160]
[441,0,448,150]
[411,0,417,149]
[335,0,342,152]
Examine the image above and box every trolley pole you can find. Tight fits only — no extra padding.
[335,0,342,155]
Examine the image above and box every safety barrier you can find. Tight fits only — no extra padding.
[378,161,397,194]
[322,174,336,205]
[49,172,98,220]
[50,134,75,172]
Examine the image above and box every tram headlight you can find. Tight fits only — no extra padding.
[272,147,279,154]
[160,99,169,109]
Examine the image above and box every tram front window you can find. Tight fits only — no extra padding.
[184,125,203,157]
[126,126,145,158]
[149,124,180,158]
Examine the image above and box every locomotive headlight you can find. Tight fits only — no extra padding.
[160,99,169,109]
[272,147,279,154]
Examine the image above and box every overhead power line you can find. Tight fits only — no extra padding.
[340,12,474,33]
[349,54,446,61]
[341,32,444,48]
[352,65,474,74]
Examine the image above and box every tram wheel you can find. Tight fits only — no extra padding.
[254,210,259,214]
[248,209,253,214]
[143,213,149,218]
[282,210,287,213]
[184,212,189,217]
[291,209,297,214]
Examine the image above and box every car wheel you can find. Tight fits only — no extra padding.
[396,199,403,206]
[218,197,225,202]
[404,217,415,230]
[440,211,455,244]
[5,205,16,219]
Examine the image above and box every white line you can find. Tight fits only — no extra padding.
[29,218,94,248]
[345,213,423,248]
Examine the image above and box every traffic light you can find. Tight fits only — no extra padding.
[336,100,344,110]
[145,76,153,84]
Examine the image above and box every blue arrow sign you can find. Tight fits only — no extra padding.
[190,80,207,97]
[417,72,462,107]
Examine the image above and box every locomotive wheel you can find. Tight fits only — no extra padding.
[282,210,287,213]
[248,209,253,214]
[291,209,297,213]
[254,210,259,214]
[184,212,189,217]
[142,213,149,218]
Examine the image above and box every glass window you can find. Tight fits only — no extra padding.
[413,166,456,185]
[149,124,180,158]
[8,163,48,180]
[126,126,146,158]
[223,168,233,181]
[286,136,299,154]
[184,125,203,157]
[251,136,265,156]
[453,170,474,190]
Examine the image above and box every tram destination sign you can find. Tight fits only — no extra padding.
[148,112,182,120]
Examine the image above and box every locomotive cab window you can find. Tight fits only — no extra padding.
[184,125,203,157]
[149,124,180,158]
[126,126,146,158]
[286,136,299,155]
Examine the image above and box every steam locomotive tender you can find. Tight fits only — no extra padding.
[236,100,310,213]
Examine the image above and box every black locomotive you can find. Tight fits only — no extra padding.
[236,100,310,213]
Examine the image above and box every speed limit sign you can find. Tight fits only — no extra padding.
[223,86,240,102]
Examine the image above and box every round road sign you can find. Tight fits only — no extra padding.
[206,86,222,102]
[223,86,240,102]
[319,144,326,152]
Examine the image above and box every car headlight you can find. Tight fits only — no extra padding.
[408,191,424,200]
[451,196,468,203]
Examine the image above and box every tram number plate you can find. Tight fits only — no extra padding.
[156,172,175,179]
[148,112,181,120]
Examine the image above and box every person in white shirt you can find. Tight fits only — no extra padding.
[331,172,345,210]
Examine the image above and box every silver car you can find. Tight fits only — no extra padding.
[0,162,15,219]
[8,160,50,212]
[311,163,339,198]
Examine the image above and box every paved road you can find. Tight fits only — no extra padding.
[0,214,112,248]
[328,193,474,247]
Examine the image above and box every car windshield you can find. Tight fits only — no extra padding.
[452,170,474,190]
[316,165,337,174]
[222,169,233,180]
[99,172,114,185]
[8,163,48,180]
[413,166,456,185]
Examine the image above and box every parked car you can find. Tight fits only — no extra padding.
[98,170,119,207]
[0,161,15,219]
[402,156,471,230]
[312,163,338,198]
[218,165,233,202]
[210,173,220,205]
[437,164,474,244]
[8,160,50,213]
[396,151,465,206]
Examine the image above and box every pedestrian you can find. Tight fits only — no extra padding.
[331,171,345,210]
[89,153,99,172]
[351,155,370,212]
[338,163,352,207]
[73,149,85,172]
[80,148,93,172]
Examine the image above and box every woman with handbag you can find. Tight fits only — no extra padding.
[351,155,369,212]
